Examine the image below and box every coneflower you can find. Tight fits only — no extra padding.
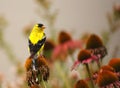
[25,56,33,71]
[96,70,120,88]
[92,65,115,83]
[74,80,89,88]
[108,58,120,79]
[86,34,107,67]
[58,31,82,53]
[86,34,103,49]
[72,49,97,88]
[25,55,49,87]
[58,31,72,44]
[52,31,82,61]
[71,49,98,70]
[100,65,115,72]
[108,58,120,72]
[31,84,40,88]
[37,55,49,81]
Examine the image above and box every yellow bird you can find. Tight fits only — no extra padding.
[28,23,46,58]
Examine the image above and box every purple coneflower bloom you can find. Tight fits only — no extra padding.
[86,34,107,60]
[71,49,98,70]
[96,70,120,88]
[52,31,82,61]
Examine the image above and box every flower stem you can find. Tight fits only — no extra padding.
[41,77,47,88]
[70,53,75,62]
[85,64,95,88]
[97,60,101,69]
[56,62,71,88]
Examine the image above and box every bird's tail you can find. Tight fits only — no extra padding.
[29,52,39,60]
[29,52,36,59]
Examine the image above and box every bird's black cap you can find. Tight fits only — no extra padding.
[38,23,43,27]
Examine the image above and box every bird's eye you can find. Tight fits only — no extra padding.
[38,24,43,28]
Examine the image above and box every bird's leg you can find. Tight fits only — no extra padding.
[32,59,37,71]
[33,55,39,69]
[34,54,39,59]
[32,54,38,71]
[32,55,40,84]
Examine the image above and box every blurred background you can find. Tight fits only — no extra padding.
[0,0,120,88]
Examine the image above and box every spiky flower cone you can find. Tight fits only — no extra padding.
[25,57,33,71]
[86,34,107,59]
[92,65,115,84]
[78,49,95,88]
[74,80,89,88]
[58,31,72,44]
[31,84,41,88]
[86,34,103,49]
[100,65,115,72]
[25,55,49,87]
[78,49,91,62]
[86,34,107,68]
[96,70,120,88]
[37,56,49,81]
[71,49,98,70]
[109,58,120,72]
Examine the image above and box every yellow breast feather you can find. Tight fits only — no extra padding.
[29,31,44,45]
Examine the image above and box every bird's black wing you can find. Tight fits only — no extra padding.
[29,34,46,56]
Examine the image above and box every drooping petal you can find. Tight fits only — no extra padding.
[71,60,80,71]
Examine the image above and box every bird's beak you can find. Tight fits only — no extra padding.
[42,26,46,29]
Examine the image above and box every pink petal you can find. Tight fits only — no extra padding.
[82,58,93,64]
[91,55,99,61]
[63,43,68,53]
[73,40,83,48]
[82,55,99,64]
[71,60,80,71]
[64,40,82,52]
[52,45,62,58]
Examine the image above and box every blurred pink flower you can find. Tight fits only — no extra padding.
[114,4,120,12]
[52,40,83,61]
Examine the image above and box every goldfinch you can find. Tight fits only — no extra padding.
[28,23,46,58]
